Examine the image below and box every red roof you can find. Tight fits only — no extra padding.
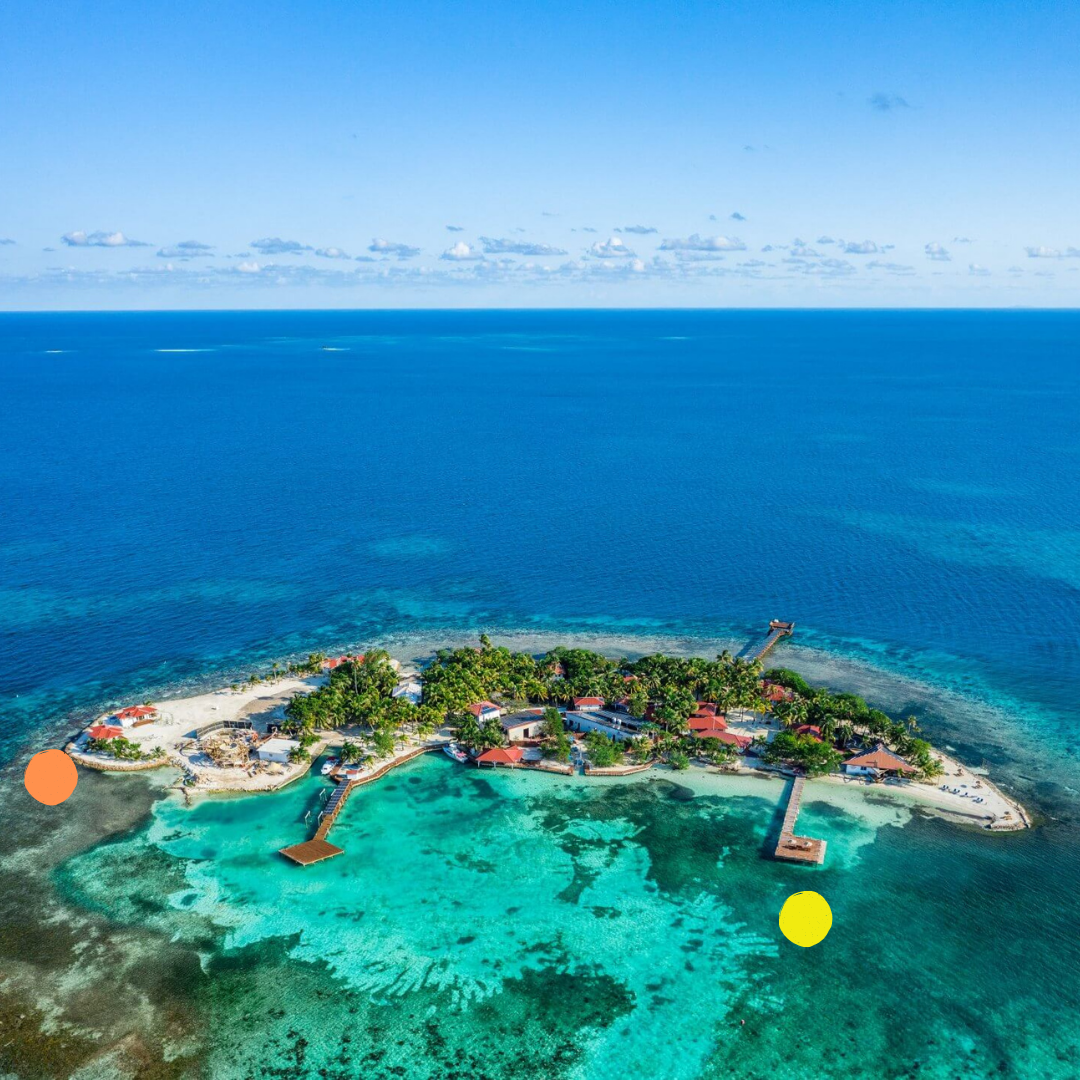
[691,728,751,748]
[845,744,916,773]
[88,724,123,740]
[763,682,793,703]
[695,702,718,715]
[467,701,501,716]
[475,746,524,765]
[115,705,156,720]
[794,724,822,740]
[688,713,727,731]
[573,697,604,707]
[324,654,364,669]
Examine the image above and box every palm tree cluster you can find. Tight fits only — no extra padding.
[281,650,441,761]
[765,670,941,777]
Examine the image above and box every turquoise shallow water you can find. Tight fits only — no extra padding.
[1,310,1079,1077]
[48,756,1079,1079]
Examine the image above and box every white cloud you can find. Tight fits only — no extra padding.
[251,237,312,255]
[730,212,747,222]
[368,238,420,258]
[440,240,484,261]
[659,234,746,252]
[816,236,835,245]
[1024,245,1080,258]
[839,239,879,255]
[62,230,149,248]
[925,242,951,262]
[236,261,263,273]
[446,225,464,232]
[620,225,658,235]
[157,240,214,259]
[590,236,636,258]
[315,247,351,259]
[968,263,991,276]
[479,237,567,256]
[867,260,914,274]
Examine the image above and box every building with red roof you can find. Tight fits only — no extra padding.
[843,743,917,776]
[695,702,718,715]
[113,705,158,727]
[688,713,728,731]
[467,701,503,722]
[88,724,123,740]
[794,724,823,741]
[573,697,604,711]
[690,727,751,750]
[323,654,364,671]
[474,746,524,767]
[762,682,794,704]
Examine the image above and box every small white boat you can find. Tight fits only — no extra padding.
[320,756,340,776]
[443,743,469,763]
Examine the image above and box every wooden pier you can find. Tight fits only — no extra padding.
[773,774,827,865]
[739,619,795,663]
[279,743,445,865]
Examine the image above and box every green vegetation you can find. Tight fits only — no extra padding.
[540,707,572,762]
[87,737,164,762]
[252,636,941,782]
[583,730,624,768]
[762,731,844,776]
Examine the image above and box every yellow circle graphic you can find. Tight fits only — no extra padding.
[779,890,832,947]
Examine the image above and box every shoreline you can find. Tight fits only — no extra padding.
[62,645,1032,830]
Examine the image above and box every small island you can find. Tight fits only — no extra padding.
[66,629,1030,867]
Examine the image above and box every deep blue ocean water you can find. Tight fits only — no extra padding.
[2,311,1078,769]
[1,310,1079,1079]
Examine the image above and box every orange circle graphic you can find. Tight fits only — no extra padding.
[24,749,79,805]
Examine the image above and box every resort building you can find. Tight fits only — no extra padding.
[391,678,423,705]
[690,728,751,750]
[323,654,363,671]
[467,701,503,723]
[794,724,823,741]
[500,709,546,742]
[113,705,158,727]
[688,713,728,731]
[88,724,123,740]
[762,682,794,705]
[256,737,300,763]
[474,746,524,767]
[564,710,638,741]
[843,743,917,777]
[573,697,604,711]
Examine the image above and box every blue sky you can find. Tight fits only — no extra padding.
[1,0,1078,308]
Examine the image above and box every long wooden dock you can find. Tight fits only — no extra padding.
[773,774,827,865]
[740,619,795,663]
[279,743,445,865]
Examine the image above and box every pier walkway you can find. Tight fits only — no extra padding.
[739,620,795,663]
[279,742,446,865]
[773,774,827,865]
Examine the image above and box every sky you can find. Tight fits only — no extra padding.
[1,0,1079,309]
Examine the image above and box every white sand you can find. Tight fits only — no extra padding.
[68,675,328,793]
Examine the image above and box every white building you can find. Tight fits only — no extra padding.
[257,737,300,763]
[573,697,604,712]
[467,701,503,723]
[392,678,423,705]
[501,710,546,742]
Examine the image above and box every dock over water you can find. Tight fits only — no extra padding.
[278,743,444,866]
[773,774,827,866]
[739,619,795,663]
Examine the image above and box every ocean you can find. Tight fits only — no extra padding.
[0,310,1078,1079]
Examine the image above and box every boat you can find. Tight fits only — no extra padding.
[320,756,340,776]
[443,743,469,763]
